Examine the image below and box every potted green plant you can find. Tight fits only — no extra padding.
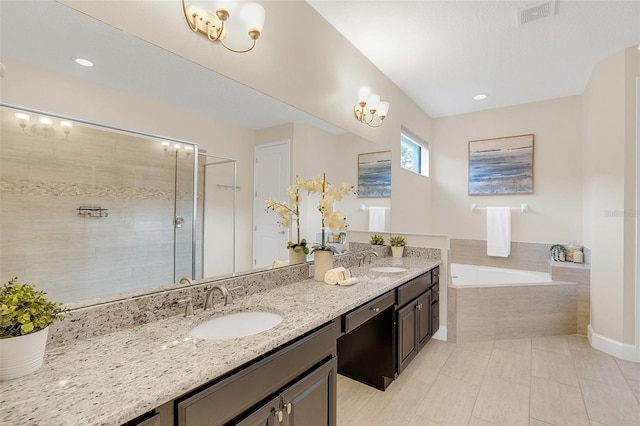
[0,277,64,380]
[389,235,406,258]
[370,234,385,246]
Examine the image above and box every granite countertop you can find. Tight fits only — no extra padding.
[0,257,439,426]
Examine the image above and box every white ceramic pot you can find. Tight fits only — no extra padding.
[0,326,49,381]
[288,248,307,265]
[391,246,404,258]
[313,250,334,282]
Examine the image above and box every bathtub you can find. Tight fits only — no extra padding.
[447,263,577,342]
[450,263,551,286]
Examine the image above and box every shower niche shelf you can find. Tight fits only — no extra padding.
[76,206,108,218]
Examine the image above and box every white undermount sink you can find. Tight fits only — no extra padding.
[369,266,408,273]
[189,311,283,341]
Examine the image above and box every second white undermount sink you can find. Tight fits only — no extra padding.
[370,266,408,273]
[189,311,283,341]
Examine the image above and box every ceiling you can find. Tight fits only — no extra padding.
[308,0,640,118]
[2,1,639,125]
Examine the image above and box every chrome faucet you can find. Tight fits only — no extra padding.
[179,276,193,285]
[367,251,379,264]
[204,284,230,310]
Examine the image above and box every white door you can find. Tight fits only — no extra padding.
[253,140,290,268]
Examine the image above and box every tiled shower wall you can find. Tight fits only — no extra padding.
[0,108,195,302]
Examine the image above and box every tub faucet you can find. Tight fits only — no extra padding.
[204,284,230,310]
[367,251,379,264]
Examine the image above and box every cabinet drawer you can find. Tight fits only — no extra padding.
[431,283,439,301]
[432,266,440,284]
[397,272,431,308]
[343,291,395,333]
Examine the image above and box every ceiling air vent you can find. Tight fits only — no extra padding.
[518,0,556,25]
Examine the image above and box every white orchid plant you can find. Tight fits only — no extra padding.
[265,173,353,255]
[265,181,308,255]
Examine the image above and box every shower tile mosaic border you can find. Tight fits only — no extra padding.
[0,178,197,201]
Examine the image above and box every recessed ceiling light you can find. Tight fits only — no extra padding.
[74,58,94,67]
[473,93,488,101]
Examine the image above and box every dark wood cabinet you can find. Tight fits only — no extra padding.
[396,267,439,375]
[431,267,440,337]
[236,358,337,426]
[397,289,431,374]
[417,290,432,350]
[397,300,417,373]
[176,322,337,426]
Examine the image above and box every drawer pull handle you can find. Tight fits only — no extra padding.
[370,307,380,313]
[276,410,283,422]
[286,403,292,414]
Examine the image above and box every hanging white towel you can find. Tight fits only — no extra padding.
[368,207,386,232]
[487,207,511,257]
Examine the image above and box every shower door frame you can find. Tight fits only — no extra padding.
[198,153,238,279]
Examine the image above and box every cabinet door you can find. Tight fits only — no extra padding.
[417,290,432,350]
[397,302,417,374]
[282,357,337,426]
[235,396,281,426]
[431,298,440,337]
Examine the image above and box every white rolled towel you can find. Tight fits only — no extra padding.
[324,267,350,285]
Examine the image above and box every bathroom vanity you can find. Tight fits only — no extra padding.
[0,258,440,426]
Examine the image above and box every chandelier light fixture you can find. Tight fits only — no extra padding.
[354,87,390,128]
[181,0,266,53]
[15,113,72,139]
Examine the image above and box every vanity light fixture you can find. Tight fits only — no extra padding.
[181,0,265,54]
[15,113,72,139]
[354,87,390,128]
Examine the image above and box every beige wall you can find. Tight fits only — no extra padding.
[336,132,391,233]
[583,47,639,345]
[431,96,583,243]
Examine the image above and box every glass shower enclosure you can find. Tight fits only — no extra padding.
[0,104,236,303]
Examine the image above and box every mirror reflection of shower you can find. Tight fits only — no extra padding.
[198,154,237,280]
[0,104,237,302]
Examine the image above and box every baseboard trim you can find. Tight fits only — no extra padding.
[433,326,447,341]
[588,324,639,361]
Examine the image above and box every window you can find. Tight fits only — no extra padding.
[400,129,429,177]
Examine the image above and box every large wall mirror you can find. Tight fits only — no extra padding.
[0,0,391,306]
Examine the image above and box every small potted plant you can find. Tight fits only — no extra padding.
[0,277,64,380]
[370,234,385,246]
[389,235,406,258]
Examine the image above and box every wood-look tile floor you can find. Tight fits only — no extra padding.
[337,335,640,426]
